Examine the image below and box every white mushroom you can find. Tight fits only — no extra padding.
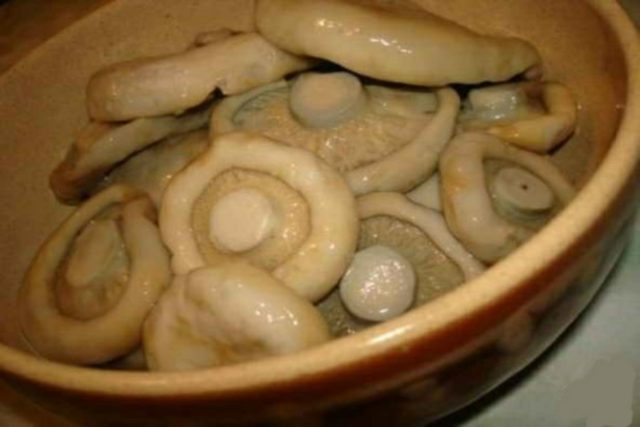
[255,0,541,86]
[461,82,578,153]
[327,192,484,328]
[439,132,576,263]
[87,32,316,121]
[160,132,359,302]
[104,129,209,206]
[143,263,331,372]
[211,77,459,195]
[339,245,416,322]
[50,104,212,204]
[357,192,485,281]
[18,185,171,365]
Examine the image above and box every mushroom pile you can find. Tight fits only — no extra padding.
[19,0,578,371]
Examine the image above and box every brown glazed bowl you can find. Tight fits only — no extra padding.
[0,0,638,425]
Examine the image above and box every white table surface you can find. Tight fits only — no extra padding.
[0,1,638,426]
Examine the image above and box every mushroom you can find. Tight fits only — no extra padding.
[439,132,576,263]
[324,191,485,329]
[143,262,331,371]
[160,132,359,302]
[18,185,171,365]
[87,32,316,121]
[460,82,578,153]
[357,192,485,282]
[255,0,541,87]
[50,103,212,204]
[211,73,459,195]
[104,129,210,206]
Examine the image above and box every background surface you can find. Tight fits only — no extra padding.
[0,1,638,425]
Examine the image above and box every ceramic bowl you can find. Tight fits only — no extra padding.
[0,0,638,425]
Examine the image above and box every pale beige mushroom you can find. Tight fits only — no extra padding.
[211,74,458,195]
[357,192,485,281]
[460,82,578,153]
[18,185,171,365]
[255,0,541,86]
[160,132,358,302]
[87,32,316,121]
[321,192,484,330]
[104,129,209,206]
[50,104,212,204]
[439,132,576,263]
[143,263,331,372]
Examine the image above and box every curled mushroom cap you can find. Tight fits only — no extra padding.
[212,77,458,195]
[50,104,212,204]
[143,263,331,372]
[255,0,541,86]
[357,192,485,281]
[323,192,484,332]
[87,32,315,121]
[18,185,171,365]
[461,82,578,153]
[160,132,359,302]
[439,132,576,263]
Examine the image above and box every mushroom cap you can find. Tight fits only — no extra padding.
[143,262,331,371]
[18,185,171,365]
[255,0,541,86]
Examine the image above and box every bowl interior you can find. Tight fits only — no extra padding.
[0,0,628,364]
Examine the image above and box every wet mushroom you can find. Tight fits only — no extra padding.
[50,104,212,204]
[87,32,316,121]
[160,132,359,302]
[439,132,576,263]
[143,262,331,371]
[18,185,171,365]
[460,82,578,153]
[255,0,541,87]
[326,192,485,327]
[211,73,459,195]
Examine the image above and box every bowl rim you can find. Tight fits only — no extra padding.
[0,0,638,402]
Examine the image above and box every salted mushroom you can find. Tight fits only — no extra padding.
[439,132,576,263]
[50,104,212,204]
[358,192,485,282]
[104,129,210,206]
[18,185,171,365]
[211,73,459,195]
[255,0,541,87]
[460,82,578,153]
[325,192,484,329]
[143,262,331,372]
[87,32,316,121]
[160,132,359,302]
